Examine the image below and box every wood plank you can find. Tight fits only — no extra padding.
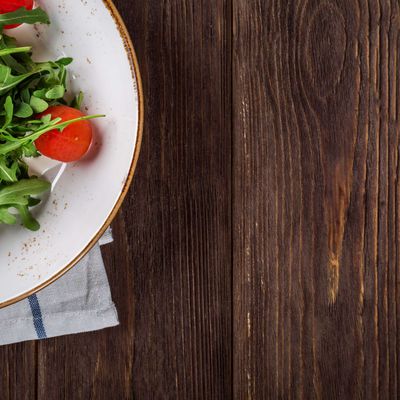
[0,343,37,400]
[122,0,233,397]
[233,0,400,398]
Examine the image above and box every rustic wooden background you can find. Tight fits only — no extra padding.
[1,0,400,398]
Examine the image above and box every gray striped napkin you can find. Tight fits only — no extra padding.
[0,229,119,346]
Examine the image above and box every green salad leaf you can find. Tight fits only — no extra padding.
[16,204,40,231]
[0,178,50,205]
[0,8,50,29]
[0,156,18,182]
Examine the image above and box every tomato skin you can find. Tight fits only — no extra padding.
[35,106,93,163]
[0,0,34,29]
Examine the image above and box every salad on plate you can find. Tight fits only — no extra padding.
[0,1,103,231]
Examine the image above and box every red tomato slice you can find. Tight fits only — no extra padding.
[0,0,34,29]
[35,106,93,163]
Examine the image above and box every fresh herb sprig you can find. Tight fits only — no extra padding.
[0,7,104,230]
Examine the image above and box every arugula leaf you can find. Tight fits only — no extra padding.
[21,88,30,103]
[0,8,50,30]
[72,91,84,110]
[0,64,51,95]
[28,197,41,207]
[45,85,65,99]
[0,156,18,182]
[15,102,33,118]
[56,58,73,66]
[30,95,48,113]
[3,96,13,128]
[0,207,16,225]
[0,178,50,206]
[32,88,47,99]
[15,204,40,231]
[1,54,28,74]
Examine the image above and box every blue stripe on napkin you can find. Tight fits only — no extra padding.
[28,294,47,339]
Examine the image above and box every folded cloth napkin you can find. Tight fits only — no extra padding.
[0,228,119,346]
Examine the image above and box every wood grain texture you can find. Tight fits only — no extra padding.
[2,0,400,399]
[0,343,37,400]
[233,0,400,399]
[124,0,233,397]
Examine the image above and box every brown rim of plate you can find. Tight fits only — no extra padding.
[0,0,144,309]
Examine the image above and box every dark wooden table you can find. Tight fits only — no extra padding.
[1,0,400,398]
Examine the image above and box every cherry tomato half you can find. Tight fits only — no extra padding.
[0,0,34,29]
[35,106,93,163]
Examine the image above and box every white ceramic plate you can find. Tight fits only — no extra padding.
[0,0,143,307]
